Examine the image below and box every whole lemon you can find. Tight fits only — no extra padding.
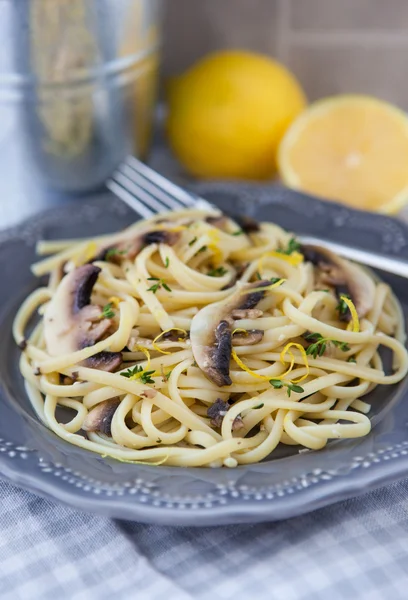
[166,50,306,180]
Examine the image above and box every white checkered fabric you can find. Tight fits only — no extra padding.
[2,479,408,600]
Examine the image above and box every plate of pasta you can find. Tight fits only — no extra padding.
[1,185,408,525]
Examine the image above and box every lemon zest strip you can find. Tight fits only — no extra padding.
[246,279,286,294]
[129,345,152,376]
[231,347,296,382]
[232,328,248,336]
[280,342,310,383]
[152,328,188,355]
[108,296,122,307]
[341,295,360,332]
[258,250,303,271]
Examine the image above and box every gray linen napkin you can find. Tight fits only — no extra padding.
[2,478,408,600]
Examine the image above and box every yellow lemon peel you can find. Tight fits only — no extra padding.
[232,328,248,336]
[231,347,296,382]
[153,224,187,233]
[108,296,122,307]
[341,296,360,332]
[246,279,286,294]
[280,342,310,383]
[258,251,303,270]
[152,328,188,355]
[130,345,152,374]
[74,242,97,266]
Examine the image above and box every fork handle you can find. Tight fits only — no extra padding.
[299,235,408,278]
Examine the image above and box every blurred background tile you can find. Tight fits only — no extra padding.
[287,45,408,104]
[162,0,408,108]
[289,0,408,31]
[162,0,280,76]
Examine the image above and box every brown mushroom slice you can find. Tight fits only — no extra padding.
[206,212,261,234]
[232,329,264,346]
[207,398,244,430]
[231,308,263,319]
[301,245,375,319]
[44,264,121,372]
[83,398,120,435]
[93,229,181,263]
[190,281,270,386]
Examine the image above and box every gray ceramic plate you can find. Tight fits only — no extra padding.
[1,184,408,526]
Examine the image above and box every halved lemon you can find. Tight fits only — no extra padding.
[278,95,408,214]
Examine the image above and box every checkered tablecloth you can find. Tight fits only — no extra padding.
[2,478,408,600]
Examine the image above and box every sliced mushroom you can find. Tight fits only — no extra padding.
[44,264,121,372]
[207,398,244,430]
[206,214,229,229]
[232,214,260,233]
[231,308,263,320]
[83,398,120,435]
[206,212,261,234]
[232,329,264,346]
[190,281,270,386]
[93,229,181,263]
[301,245,375,319]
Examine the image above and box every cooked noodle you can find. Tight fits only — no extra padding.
[13,209,408,467]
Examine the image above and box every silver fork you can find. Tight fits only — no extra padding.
[107,155,408,278]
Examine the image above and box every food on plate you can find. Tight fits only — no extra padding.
[278,95,408,214]
[13,209,408,467]
[166,50,306,180]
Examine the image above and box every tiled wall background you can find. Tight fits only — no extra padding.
[162,0,408,107]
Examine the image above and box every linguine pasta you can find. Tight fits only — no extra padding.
[13,209,408,468]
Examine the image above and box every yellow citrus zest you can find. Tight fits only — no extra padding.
[206,229,224,265]
[74,242,97,266]
[153,224,187,233]
[341,296,360,332]
[231,348,271,380]
[258,251,303,270]
[208,244,224,265]
[280,342,310,383]
[232,328,248,336]
[231,347,296,381]
[247,279,286,294]
[129,345,152,377]
[84,242,97,262]
[152,328,188,355]
[108,296,122,307]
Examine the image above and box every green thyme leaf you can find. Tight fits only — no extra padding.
[207,266,228,277]
[101,302,115,319]
[140,370,156,384]
[120,365,155,384]
[188,237,197,246]
[105,247,126,261]
[336,294,351,315]
[270,379,284,389]
[277,237,301,256]
[306,333,350,358]
[253,403,264,409]
[146,278,172,294]
[164,257,170,268]
[232,230,244,236]
[289,384,304,394]
[270,378,304,397]
[120,365,143,379]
